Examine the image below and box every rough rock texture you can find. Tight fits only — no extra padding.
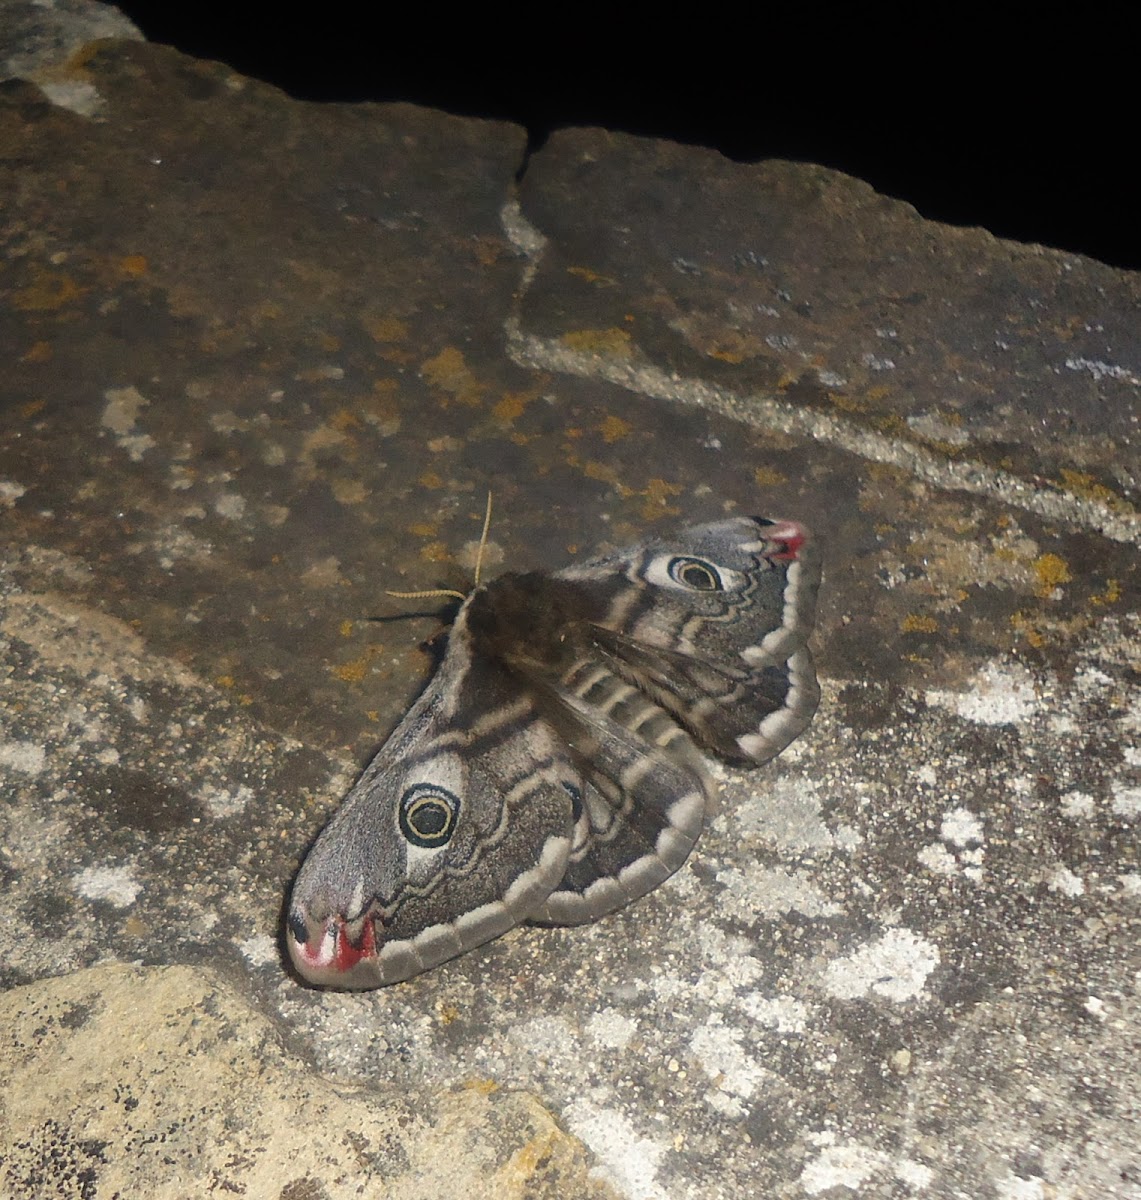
[1,8,1138,1200]
[0,964,609,1199]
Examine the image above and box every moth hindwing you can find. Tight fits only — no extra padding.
[288,515,820,987]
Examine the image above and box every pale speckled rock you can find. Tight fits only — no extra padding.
[0,964,612,1199]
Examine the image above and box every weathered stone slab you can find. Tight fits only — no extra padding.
[0,21,1137,1200]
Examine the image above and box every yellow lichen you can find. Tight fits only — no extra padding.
[599,415,634,443]
[1059,468,1136,514]
[754,466,788,487]
[493,391,530,423]
[12,272,85,311]
[561,327,633,356]
[420,347,485,407]
[1010,611,1046,648]
[333,644,385,684]
[1034,553,1072,595]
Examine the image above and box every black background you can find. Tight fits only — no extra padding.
[113,7,1137,271]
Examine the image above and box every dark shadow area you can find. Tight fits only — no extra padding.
[111,8,1136,271]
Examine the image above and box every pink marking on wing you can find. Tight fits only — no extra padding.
[761,520,808,562]
[332,914,378,972]
[289,913,380,978]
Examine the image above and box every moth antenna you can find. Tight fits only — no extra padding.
[472,490,493,587]
[384,491,493,606]
[384,587,467,602]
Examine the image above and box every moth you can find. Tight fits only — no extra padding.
[288,515,820,987]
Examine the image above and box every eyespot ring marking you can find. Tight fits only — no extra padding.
[667,556,724,591]
[399,784,460,848]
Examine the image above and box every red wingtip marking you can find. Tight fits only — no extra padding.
[333,915,378,972]
[763,520,808,562]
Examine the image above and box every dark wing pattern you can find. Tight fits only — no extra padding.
[286,515,820,987]
[521,516,819,925]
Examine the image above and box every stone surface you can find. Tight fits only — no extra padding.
[1,14,1138,1200]
[0,963,609,1198]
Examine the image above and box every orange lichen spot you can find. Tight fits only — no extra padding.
[408,522,438,538]
[710,347,746,364]
[419,470,444,489]
[20,343,52,365]
[420,347,485,407]
[828,393,867,413]
[566,266,617,287]
[362,314,409,343]
[420,540,451,563]
[583,461,619,485]
[300,425,350,464]
[332,478,368,505]
[493,391,530,423]
[13,272,85,311]
[901,614,939,634]
[436,1001,461,1024]
[754,466,788,487]
[867,462,907,483]
[471,236,504,267]
[599,415,634,443]
[333,644,386,684]
[215,675,235,689]
[1059,469,1135,515]
[1090,579,1122,607]
[339,620,355,638]
[1034,553,1071,595]
[1011,612,1046,648]
[330,408,362,431]
[317,331,341,352]
[333,658,369,684]
[20,398,47,417]
[561,327,632,357]
[873,412,906,434]
[119,255,148,278]
[639,478,683,517]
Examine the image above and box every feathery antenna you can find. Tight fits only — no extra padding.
[385,491,493,604]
